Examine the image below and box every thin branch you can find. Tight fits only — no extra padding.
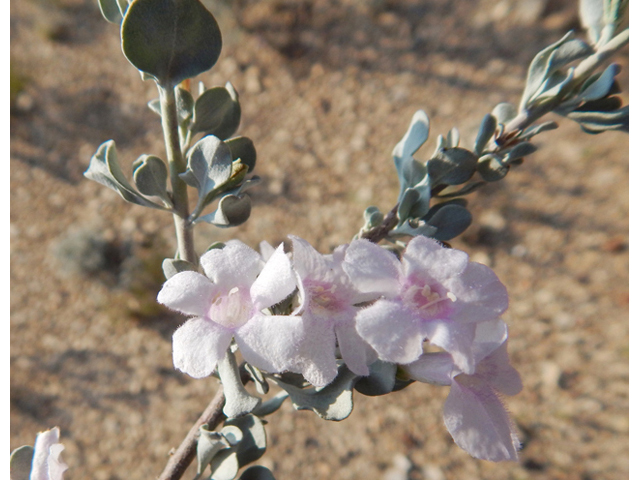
[157,387,226,480]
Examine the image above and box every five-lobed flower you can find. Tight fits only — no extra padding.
[343,236,509,374]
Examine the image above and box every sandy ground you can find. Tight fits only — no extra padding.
[11,1,628,479]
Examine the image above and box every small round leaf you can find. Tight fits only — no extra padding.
[121,0,222,86]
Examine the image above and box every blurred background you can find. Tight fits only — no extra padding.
[11,1,628,479]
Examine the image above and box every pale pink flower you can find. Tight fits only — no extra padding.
[30,427,68,480]
[344,236,508,373]
[405,319,522,462]
[280,236,379,387]
[158,240,299,378]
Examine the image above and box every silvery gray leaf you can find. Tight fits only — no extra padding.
[474,114,497,155]
[568,105,629,133]
[217,350,261,418]
[427,147,478,186]
[225,136,257,173]
[435,181,487,198]
[176,87,195,125]
[10,445,34,480]
[98,0,127,23]
[434,134,447,154]
[239,466,277,480]
[251,390,289,417]
[391,220,438,239]
[84,140,166,210]
[398,188,420,224]
[520,31,574,111]
[580,0,605,44]
[198,194,252,228]
[181,135,233,202]
[532,68,575,105]
[408,183,432,219]
[546,39,593,73]
[477,153,509,182]
[208,449,239,480]
[271,365,360,421]
[505,142,537,163]
[579,63,621,102]
[196,426,232,476]
[447,127,460,148]
[224,415,267,468]
[121,0,222,86]
[491,103,517,125]
[132,155,171,204]
[162,258,198,280]
[147,98,162,116]
[424,203,472,241]
[354,360,397,396]
[192,83,241,139]
[363,206,384,228]
[393,113,430,196]
[392,110,430,188]
[519,121,559,140]
[244,363,269,395]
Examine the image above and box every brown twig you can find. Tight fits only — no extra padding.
[157,387,226,480]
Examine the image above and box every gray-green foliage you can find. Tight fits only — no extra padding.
[121,0,222,87]
[9,445,34,480]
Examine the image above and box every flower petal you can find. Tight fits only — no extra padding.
[235,314,306,374]
[290,235,327,281]
[404,236,469,281]
[443,380,520,462]
[172,317,232,378]
[343,240,402,296]
[335,321,372,376]
[356,300,424,364]
[200,240,263,290]
[404,352,454,386]
[475,340,523,396]
[422,320,477,374]
[157,271,216,316]
[251,244,297,310]
[446,262,509,323]
[31,428,67,480]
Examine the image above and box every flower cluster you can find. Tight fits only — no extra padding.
[158,235,522,461]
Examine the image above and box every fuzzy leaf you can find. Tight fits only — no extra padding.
[474,114,497,155]
[98,0,128,23]
[196,426,233,475]
[477,154,509,182]
[272,365,360,421]
[84,140,165,210]
[133,155,170,203]
[393,110,430,193]
[427,148,478,186]
[252,391,289,417]
[354,360,397,396]
[209,449,240,480]
[580,0,605,43]
[198,194,252,227]
[192,83,241,139]
[121,0,222,86]
[520,31,574,110]
[224,415,267,468]
[162,258,198,280]
[239,466,277,480]
[519,121,558,140]
[505,142,537,163]
[181,135,233,203]
[579,63,621,102]
[424,203,472,241]
[10,445,34,480]
[225,137,257,173]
